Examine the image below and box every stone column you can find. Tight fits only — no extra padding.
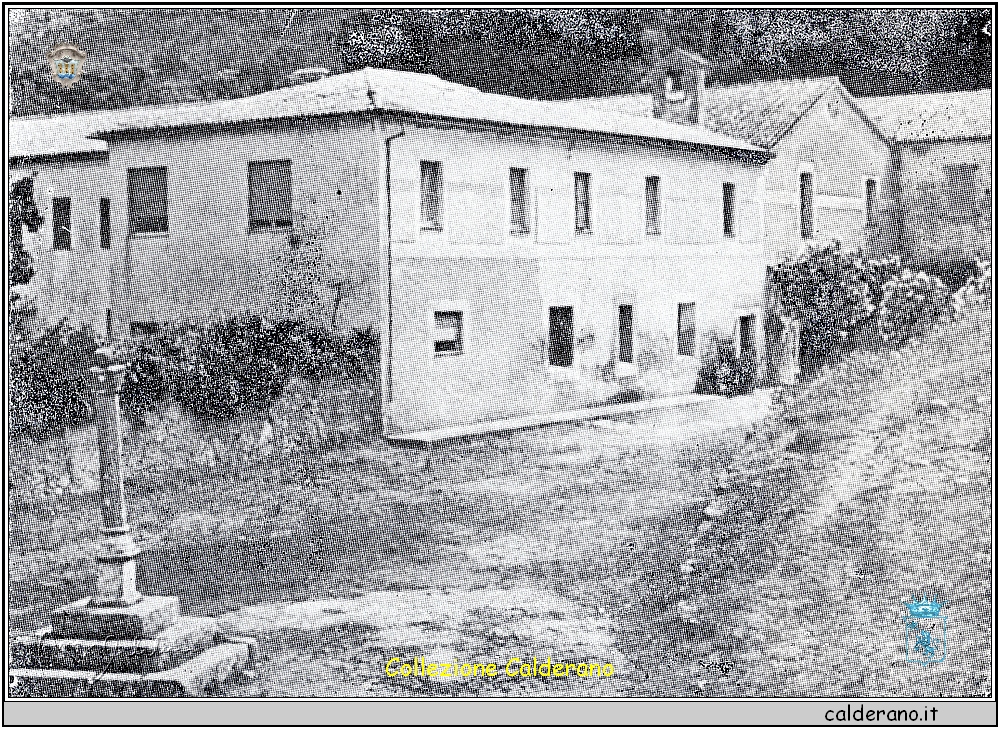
[88,349,141,607]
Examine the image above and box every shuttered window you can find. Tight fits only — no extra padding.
[100,197,111,248]
[723,182,736,237]
[53,197,71,250]
[574,172,591,233]
[645,176,661,235]
[128,167,168,235]
[865,178,878,226]
[510,167,530,235]
[248,160,292,231]
[799,172,814,239]
[421,161,443,230]
[678,302,696,357]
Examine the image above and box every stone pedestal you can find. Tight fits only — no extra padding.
[9,598,257,697]
[8,352,256,697]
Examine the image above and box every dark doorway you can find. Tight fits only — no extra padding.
[618,304,634,364]
[548,306,574,367]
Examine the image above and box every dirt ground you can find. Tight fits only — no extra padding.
[9,393,769,697]
[9,302,991,698]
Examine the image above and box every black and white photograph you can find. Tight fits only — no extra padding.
[5,5,995,721]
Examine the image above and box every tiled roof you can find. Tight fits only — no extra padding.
[856,89,991,142]
[85,67,765,154]
[10,109,112,159]
[557,76,841,150]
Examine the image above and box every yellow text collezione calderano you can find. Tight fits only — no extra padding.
[385,656,615,679]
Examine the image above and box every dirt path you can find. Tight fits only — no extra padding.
[210,393,772,697]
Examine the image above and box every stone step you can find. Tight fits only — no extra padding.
[11,616,221,674]
[51,595,180,640]
[8,641,251,698]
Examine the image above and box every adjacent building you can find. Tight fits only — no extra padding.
[560,51,895,258]
[857,89,992,276]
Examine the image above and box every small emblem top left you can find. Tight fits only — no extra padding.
[47,43,86,87]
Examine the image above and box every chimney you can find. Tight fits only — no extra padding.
[647,48,710,126]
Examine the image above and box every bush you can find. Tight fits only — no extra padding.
[878,270,954,347]
[955,259,992,312]
[171,316,291,419]
[770,241,875,371]
[9,321,98,439]
[695,334,759,398]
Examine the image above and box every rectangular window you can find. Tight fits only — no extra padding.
[99,197,111,249]
[723,182,736,237]
[865,178,878,226]
[799,171,814,239]
[433,311,463,355]
[548,306,574,367]
[677,302,696,357]
[943,163,979,218]
[52,197,71,250]
[574,172,591,233]
[248,160,292,231]
[510,167,530,235]
[645,176,661,235]
[128,166,168,235]
[420,160,443,230]
[618,304,634,364]
[739,314,757,359]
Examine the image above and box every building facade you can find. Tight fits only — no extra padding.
[78,67,775,434]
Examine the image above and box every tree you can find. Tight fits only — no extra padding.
[10,176,42,292]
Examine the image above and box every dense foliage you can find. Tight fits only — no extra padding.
[10,9,990,117]
[877,271,955,347]
[695,334,760,398]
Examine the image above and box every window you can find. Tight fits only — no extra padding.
[864,178,878,226]
[510,167,530,235]
[128,167,168,235]
[420,160,443,230]
[574,172,591,233]
[739,314,757,359]
[645,176,661,235]
[677,302,696,357]
[799,171,814,239]
[943,163,980,218]
[248,160,292,231]
[434,311,463,355]
[723,182,736,237]
[618,304,634,364]
[52,197,71,250]
[99,197,111,249]
[548,306,574,367]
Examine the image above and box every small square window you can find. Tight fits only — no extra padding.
[678,302,696,357]
[434,311,463,355]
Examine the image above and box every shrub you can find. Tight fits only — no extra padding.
[878,270,954,347]
[9,321,98,439]
[171,315,291,419]
[771,241,875,370]
[955,259,992,312]
[271,319,343,381]
[695,334,759,398]
[858,255,903,311]
[338,326,380,382]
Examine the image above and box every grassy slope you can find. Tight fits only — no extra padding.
[633,303,992,697]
